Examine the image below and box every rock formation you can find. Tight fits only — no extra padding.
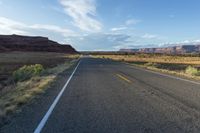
[120,45,200,54]
[0,34,77,53]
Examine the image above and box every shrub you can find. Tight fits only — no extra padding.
[145,62,157,67]
[185,66,200,76]
[13,64,44,82]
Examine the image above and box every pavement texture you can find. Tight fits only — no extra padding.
[1,57,200,133]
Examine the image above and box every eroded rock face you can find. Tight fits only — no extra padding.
[120,45,200,54]
[0,34,77,53]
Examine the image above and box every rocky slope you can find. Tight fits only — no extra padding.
[120,45,200,54]
[0,34,77,53]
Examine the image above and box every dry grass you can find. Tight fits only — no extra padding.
[0,59,78,124]
[134,63,200,80]
[0,52,80,125]
[93,54,200,81]
[0,76,55,116]
[0,52,79,74]
[0,52,79,89]
[93,54,200,65]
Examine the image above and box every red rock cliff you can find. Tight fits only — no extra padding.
[0,34,78,53]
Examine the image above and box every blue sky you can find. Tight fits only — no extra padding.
[0,0,200,51]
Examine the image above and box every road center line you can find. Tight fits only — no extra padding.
[34,60,81,133]
[116,74,132,83]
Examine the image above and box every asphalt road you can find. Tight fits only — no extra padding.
[2,57,200,133]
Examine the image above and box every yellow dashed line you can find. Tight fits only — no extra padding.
[116,74,132,83]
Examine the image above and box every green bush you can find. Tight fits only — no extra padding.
[13,64,44,82]
[145,62,157,67]
[185,66,200,76]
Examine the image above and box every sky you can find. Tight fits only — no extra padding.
[0,0,200,51]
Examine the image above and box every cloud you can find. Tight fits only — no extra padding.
[163,39,200,46]
[30,24,74,37]
[193,40,200,43]
[141,33,158,39]
[0,17,28,34]
[68,33,131,51]
[0,17,170,50]
[125,19,141,25]
[110,27,127,31]
[0,17,75,42]
[109,19,140,33]
[59,0,102,32]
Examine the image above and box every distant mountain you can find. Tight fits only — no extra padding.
[0,34,77,53]
[120,44,200,54]
[120,49,140,53]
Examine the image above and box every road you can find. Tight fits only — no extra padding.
[2,57,200,133]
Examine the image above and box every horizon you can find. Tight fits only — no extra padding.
[3,34,200,52]
[0,0,200,51]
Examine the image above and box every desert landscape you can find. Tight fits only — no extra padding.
[0,35,79,125]
[93,53,200,80]
[2,0,200,132]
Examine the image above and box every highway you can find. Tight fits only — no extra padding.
[2,57,200,133]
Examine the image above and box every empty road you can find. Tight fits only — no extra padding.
[2,57,200,133]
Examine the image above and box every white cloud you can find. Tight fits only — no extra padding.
[173,39,200,45]
[59,0,102,32]
[0,17,28,34]
[125,19,141,25]
[157,39,200,48]
[193,40,200,43]
[141,33,158,39]
[0,17,75,37]
[110,27,127,31]
[30,24,75,36]
[109,19,140,33]
[68,33,131,50]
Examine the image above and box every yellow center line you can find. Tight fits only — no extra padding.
[116,74,132,83]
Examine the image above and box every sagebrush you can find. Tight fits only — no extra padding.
[13,64,44,82]
[185,66,200,76]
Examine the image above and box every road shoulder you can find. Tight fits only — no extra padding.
[0,60,80,133]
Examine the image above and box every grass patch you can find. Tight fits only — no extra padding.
[185,66,200,76]
[13,64,44,82]
[93,54,200,65]
[93,54,200,81]
[0,52,80,89]
[0,76,55,118]
[0,54,79,125]
[132,63,200,81]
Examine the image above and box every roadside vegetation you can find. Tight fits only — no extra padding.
[93,54,200,81]
[93,54,200,65]
[185,66,200,76]
[13,64,44,82]
[0,52,80,125]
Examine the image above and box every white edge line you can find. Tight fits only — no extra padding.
[125,63,200,85]
[34,60,81,133]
